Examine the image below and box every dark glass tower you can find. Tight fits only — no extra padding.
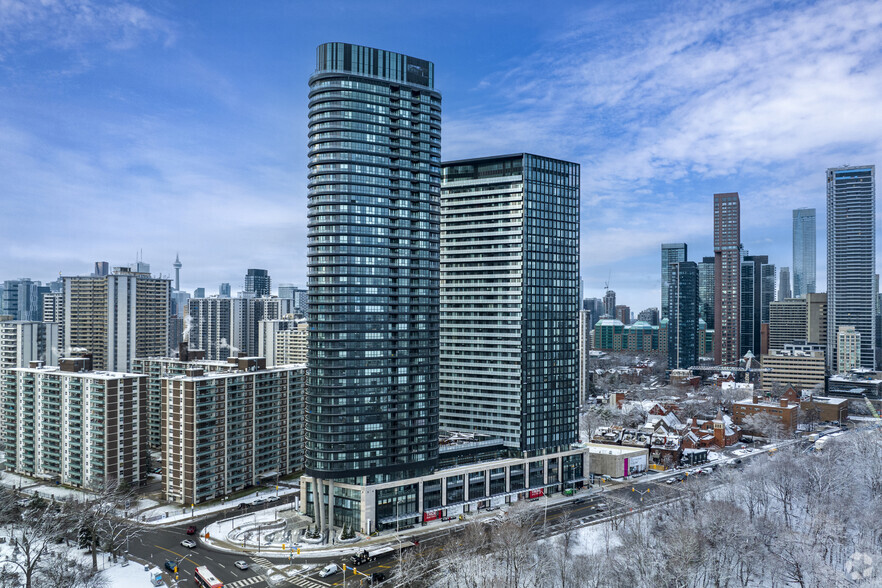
[698,256,715,330]
[660,243,687,321]
[245,269,271,297]
[306,43,441,483]
[668,261,699,370]
[440,154,580,455]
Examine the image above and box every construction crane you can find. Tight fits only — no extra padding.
[688,352,772,384]
[861,394,881,419]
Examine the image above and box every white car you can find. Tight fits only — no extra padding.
[319,563,341,578]
[180,539,197,549]
[234,561,249,570]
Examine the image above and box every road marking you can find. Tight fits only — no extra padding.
[153,544,197,567]
[226,577,266,588]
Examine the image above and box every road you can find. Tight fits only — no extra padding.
[124,442,773,586]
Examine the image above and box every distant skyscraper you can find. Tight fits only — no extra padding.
[173,254,182,291]
[1,279,48,322]
[740,253,770,357]
[661,243,687,321]
[792,208,816,297]
[218,283,231,298]
[637,307,659,326]
[193,287,205,299]
[714,193,741,365]
[827,165,875,370]
[698,256,715,330]
[583,298,604,330]
[440,153,580,453]
[668,261,699,370]
[63,268,170,372]
[93,261,109,277]
[603,290,616,317]
[615,305,631,325]
[245,269,271,297]
[778,267,792,300]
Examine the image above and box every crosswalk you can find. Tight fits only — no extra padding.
[250,556,275,570]
[285,574,330,587]
[226,577,267,588]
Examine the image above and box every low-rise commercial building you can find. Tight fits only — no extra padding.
[161,358,305,504]
[1,357,146,489]
[732,394,799,435]
[583,443,648,479]
[300,446,591,535]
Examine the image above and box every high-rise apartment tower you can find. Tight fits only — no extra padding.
[714,193,741,365]
[827,166,875,370]
[793,208,816,297]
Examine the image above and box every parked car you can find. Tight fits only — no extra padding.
[234,561,249,570]
[237,502,250,510]
[319,563,341,578]
[573,498,586,505]
[164,560,177,572]
[251,498,268,507]
[186,526,197,535]
[180,539,197,549]
[267,495,280,503]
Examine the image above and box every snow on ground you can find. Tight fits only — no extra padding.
[100,561,166,587]
[140,486,299,525]
[572,521,620,556]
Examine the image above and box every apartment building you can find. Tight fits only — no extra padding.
[1,357,146,489]
[161,357,305,504]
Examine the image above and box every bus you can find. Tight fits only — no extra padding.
[194,566,223,588]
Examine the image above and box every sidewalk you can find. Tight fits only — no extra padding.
[138,486,300,526]
[200,484,605,558]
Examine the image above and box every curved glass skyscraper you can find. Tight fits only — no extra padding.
[306,43,441,485]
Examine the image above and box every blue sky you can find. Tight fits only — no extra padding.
[1,0,881,312]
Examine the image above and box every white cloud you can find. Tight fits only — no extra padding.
[0,0,175,55]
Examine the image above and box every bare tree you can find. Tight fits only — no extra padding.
[71,479,143,572]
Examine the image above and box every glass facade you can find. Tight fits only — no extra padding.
[792,208,816,297]
[440,154,580,455]
[669,261,699,369]
[698,256,715,330]
[306,43,441,482]
[660,244,687,321]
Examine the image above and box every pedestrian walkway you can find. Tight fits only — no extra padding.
[226,577,267,588]
[250,556,275,570]
[284,575,330,588]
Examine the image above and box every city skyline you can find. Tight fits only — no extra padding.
[1,1,881,312]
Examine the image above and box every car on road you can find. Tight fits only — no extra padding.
[164,560,177,572]
[319,563,341,578]
[251,498,268,506]
[573,498,586,505]
[186,525,197,535]
[180,539,197,549]
[234,561,249,570]
[267,495,280,503]
[370,572,387,583]
[237,502,250,510]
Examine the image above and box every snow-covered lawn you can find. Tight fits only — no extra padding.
[100,561,166,587]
